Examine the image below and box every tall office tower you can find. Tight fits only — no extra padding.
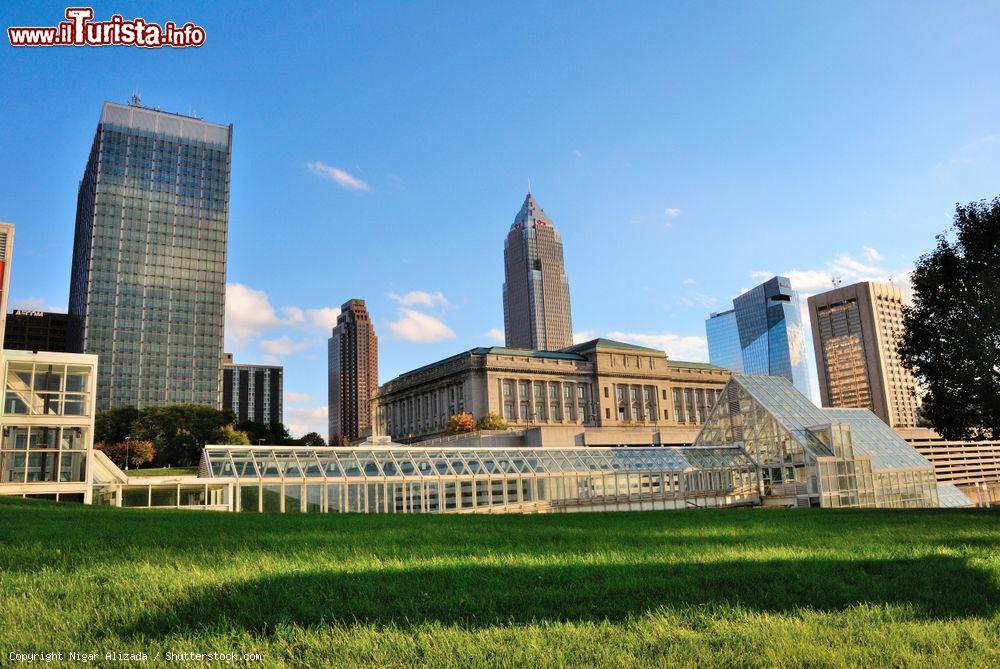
[705,309,744,373]
[222,354,283,427]
[328,299,378,445]
[730,276,811,396]
[807,281,920,427]
[68,101,231,410]
[502,192,574,350]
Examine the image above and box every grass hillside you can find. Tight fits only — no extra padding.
[1,498,998,668]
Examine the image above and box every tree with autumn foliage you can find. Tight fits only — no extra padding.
[96,439,155,470]
[446,412,476,434]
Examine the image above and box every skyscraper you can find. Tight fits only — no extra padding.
[328,299,378,445]
[68,101,231,410]
[706,276,811,396]
[502,192,573,351]
[733,276,811,395]
[222,353,283,427]
[705,309,744,373]
[807,281,920,427]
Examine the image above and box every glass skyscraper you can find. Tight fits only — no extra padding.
[705,309,743,373]
[68,101,231,410]
[706,276,811,397]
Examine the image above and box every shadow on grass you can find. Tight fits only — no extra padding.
[127,555,996,635]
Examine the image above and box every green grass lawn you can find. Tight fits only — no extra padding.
[126,467,199,478]
[1,498,998,668]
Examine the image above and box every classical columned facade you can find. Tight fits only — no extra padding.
[373,339,730,445]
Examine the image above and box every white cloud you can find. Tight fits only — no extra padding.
[682,278,697,286]
[862,246,883,263]
[226,283,346,358]
[303,307,340,331]
[573,149,583,158]
[306,161,369,191]
[225,283,283,347]
[259,336,315,357]
[284,391,312,404]
[606,331,708,362]
[10,297,64,313]
[388,308,455,343]
[486,327,505,343]
[389,290,449,308]
[573,330,596,344]
[286,405,328,440]
[665,208,681,218]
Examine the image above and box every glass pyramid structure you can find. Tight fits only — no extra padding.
[693,374,958,508]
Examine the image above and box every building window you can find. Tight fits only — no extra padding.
[503,381,512,397]
[605,407,611,419]
[4,362,92,417]
[1,425,88,483]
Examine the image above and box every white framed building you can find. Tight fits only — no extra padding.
[0,223,99,503]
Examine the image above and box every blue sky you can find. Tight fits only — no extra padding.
[2,1,999,436]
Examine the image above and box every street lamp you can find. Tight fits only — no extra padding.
[124,436,131,472]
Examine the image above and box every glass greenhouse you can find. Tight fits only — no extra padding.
[694,374,960,508]
[197,445,759,513]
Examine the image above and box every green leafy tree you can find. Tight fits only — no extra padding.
[298,432,327,446]
[476,412,509,431]
[447,412,476,434]
[132,404,239,466]
[213,424,251,445]
[900,196,1000,439]
[95,406,140,446]
[236,420,294,445]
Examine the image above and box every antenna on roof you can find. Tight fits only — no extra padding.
[527,177,531,195]
[129,89,142,107]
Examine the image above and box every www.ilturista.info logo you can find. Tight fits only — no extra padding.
[8,7,205,48]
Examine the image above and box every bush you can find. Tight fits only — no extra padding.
[446,412,476,434]
[477,412,509,431]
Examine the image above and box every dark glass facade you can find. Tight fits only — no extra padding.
[68,102,231,410]
[4,311,70,353]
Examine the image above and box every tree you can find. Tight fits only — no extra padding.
[96,439,155,470]
[476,412,509,431]
[298,432,326,446]
[446,412,476,434]
[132,404,239,466]
[236,420,294,445]
[900,196,1000,439]
[95,406,140,446]
[213,424,251,445]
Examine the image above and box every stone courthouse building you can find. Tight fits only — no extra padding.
[372,338,730,447]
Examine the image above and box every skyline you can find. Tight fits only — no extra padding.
[3,2,1000,436]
